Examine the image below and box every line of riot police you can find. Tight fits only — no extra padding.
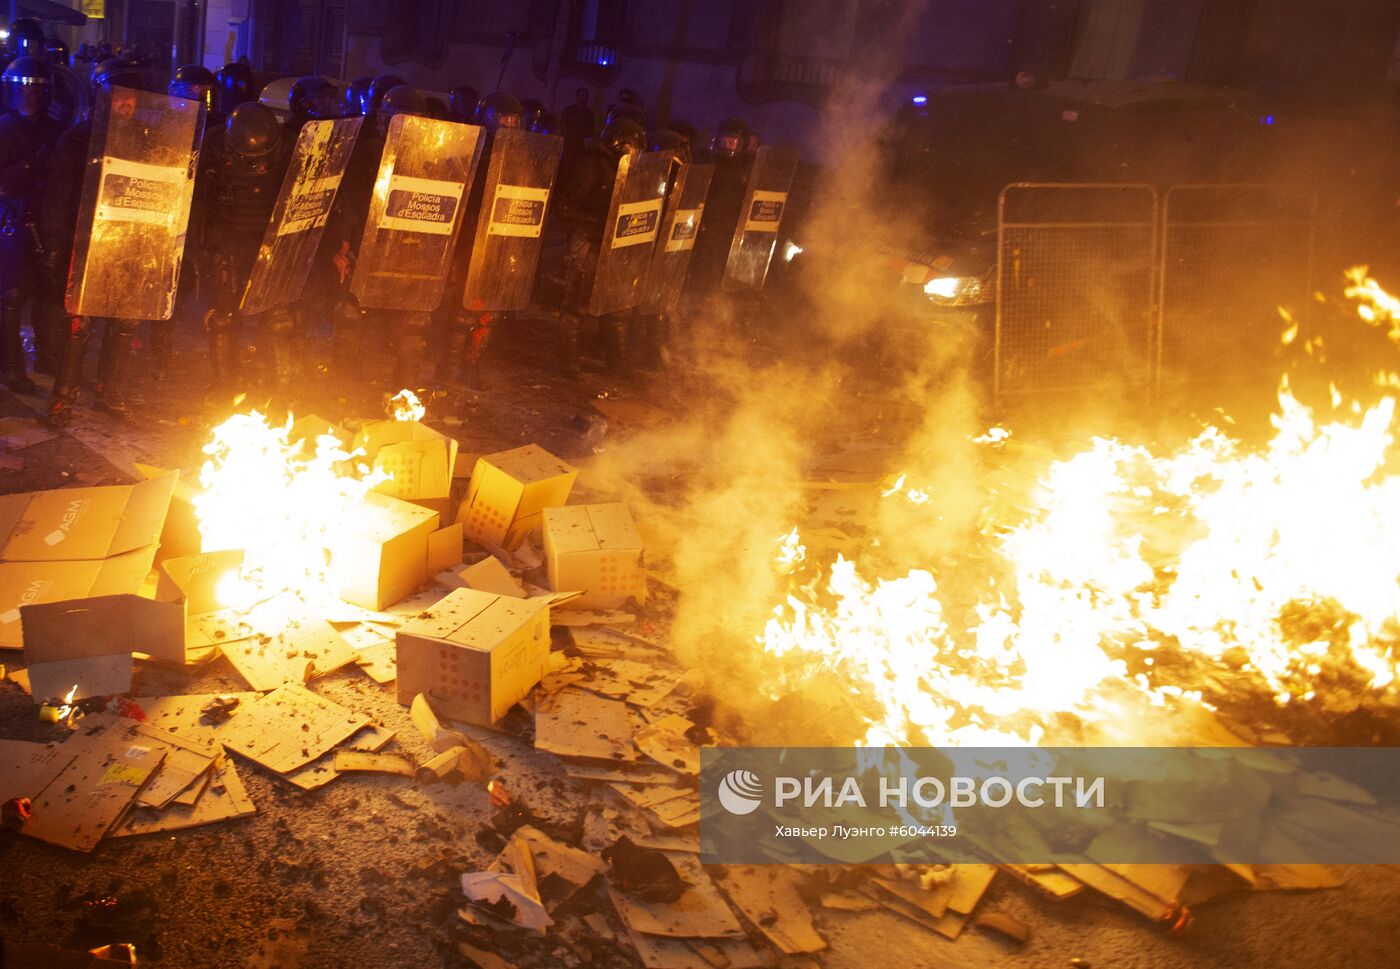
[0,50,797,427]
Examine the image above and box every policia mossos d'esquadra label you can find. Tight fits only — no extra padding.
[744,190,787,232]
[95,156,187,225]
[277,175,342,236]
[611,197,664,249]
[377,173,465,235]
[665,204,704,252]
[487,184,550,238]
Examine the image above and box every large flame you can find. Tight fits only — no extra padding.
[761,274,1400,746]
[194,412,386,610]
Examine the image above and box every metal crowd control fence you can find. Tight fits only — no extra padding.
[1156,184,1316,396]
[995,183,1159,405]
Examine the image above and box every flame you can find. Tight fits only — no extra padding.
[390,389,426,422]
[194,411,386,609]
[760,273,1400,746]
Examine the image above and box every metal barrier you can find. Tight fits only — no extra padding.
[995,183,1159,404]
[1156,184,1315,394]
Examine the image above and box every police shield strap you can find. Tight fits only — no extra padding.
[351,114,484,311]
[241,116,362,316]
[66,86,205,320]
[723,145,799,292]
[586,149,673,317]
[461,127,563,313]
[640,162,713,316]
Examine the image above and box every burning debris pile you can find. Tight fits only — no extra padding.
[2,275,1400,964]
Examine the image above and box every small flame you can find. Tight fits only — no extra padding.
[390,389,426,422]
[971,426,1011,446]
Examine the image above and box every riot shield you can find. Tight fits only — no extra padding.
[639,162,714,316]
[722,145,799,292]
[66,87,205,320]
[461,128,563,313]
[586,150,673,317]
[351,114,485,311]
[240,117,362,316]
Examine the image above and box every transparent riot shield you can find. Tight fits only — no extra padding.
[66,86,205,320]
[461,128,563,313]
[350,114,485,311]
[586,149,673,317]
[240,117,362,316]
[722,145,799,292]
[639,162,713,316]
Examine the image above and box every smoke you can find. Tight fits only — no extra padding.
[584,0,996,741]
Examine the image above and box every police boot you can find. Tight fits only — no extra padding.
[557,313,583,379]
[149,320,173,381]
[203,308,240,399]
[93,320,136,420]
[602,315,632,377]
[393,312,429,389]
[45,317,91,428]
[262,307,298,395]
[330,297,364,381]
[0,291,36,395]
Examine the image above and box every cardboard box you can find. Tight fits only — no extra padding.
[395,587,551,725]
[135,463,201,561]
[456,445,576,550]
[330,491,453,610]
[354,420,459,503]
[0,474,177,650]
[543,503,646,610]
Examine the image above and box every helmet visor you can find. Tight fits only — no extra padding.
[3,76,50,118]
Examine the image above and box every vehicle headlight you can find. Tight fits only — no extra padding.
[923,275,985,305]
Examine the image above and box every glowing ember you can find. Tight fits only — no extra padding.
[760,272,1400,746]
[390,389,426,422]
[195,412,385,610]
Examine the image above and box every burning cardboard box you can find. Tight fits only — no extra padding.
[395,587,551,726]
[0,474,177,650]
[331,491,462,610]
[456,445,576,551]
[543,503,646,610]
[354,419,459,515]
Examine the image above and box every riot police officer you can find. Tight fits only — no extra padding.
[216,62,255,116]
[343,75,373,117]
[687,116,751,296]
[432,92,524,389]
[170,64,221,125]
[2,17,46,67]
[555,116,645,376]
[448,84,480,124]
[0,55,64,391]
[194,103,291,397]
[288,75,340,128]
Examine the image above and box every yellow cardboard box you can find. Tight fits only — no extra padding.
[395,587,551,726]
[354,420,459,503]
[330,491,453,610]
[0,474,177,650]
[456,444,576,550]
[542,503,646,610]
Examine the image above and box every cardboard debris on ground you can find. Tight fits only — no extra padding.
[864,864,997,940]
[131,722,220,810]
[461,869,553,932]
[112,755,257,836]
[571,658,679,709]
[284,724,395,791]
[493,824,607,912]
[608,851,744,940]
[218,684,371,774]
[611,782,701,829]
[395,587,552,726]
[416,742,493,784]
[220,595,358,691]
[535,687,639,762]
[0,737,70,805]
[1000,864,1085,900]
[714,865,827,954]
[411,692,469,751]
[623,927,766,969]
[634,714,699,775]
[563,762,683,785]
[444,555,527,598]
[22,716,166,851]
[333,750,416,776]
[352,639,397,683]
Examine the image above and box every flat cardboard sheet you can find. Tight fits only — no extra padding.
[634,714,699,774]
[608,852,744,939]
[0,737,70,804]
[23,716,166,851]
[714,866,826,954]
[535,688,639,762]
[284,723,395,791]
[218,684,371,774]
[112,756,256,836]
